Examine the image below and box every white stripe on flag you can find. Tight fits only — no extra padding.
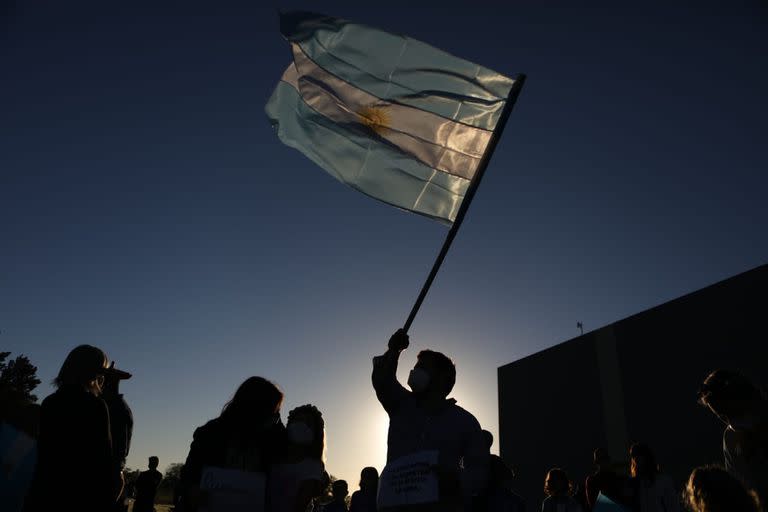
[282,44,494,181]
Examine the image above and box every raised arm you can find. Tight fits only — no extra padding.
[371,329,411,414]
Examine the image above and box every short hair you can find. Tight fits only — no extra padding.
[686,465,760,512]
[54,345,107,389]
[698,370,762,415]
[148,456,159,464]
[417,350,456,396]
[332,479,348,496]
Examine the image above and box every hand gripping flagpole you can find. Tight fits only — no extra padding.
[402,74,527,333]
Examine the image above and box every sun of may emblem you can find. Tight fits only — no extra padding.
[356,104,390,135]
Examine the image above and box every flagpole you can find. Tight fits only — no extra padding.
[402,74,527,333]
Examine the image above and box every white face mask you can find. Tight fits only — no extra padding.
[407,368,430,393]
[287,421,314,445]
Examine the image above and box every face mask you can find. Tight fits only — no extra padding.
[287,421,314,445]
[408,368,430,393]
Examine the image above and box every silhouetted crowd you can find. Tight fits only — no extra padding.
[2,330,766,512]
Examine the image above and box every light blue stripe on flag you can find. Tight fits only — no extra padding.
[280,12,515,130]
[266,81,470,223]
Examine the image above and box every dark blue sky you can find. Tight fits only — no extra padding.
[2,1,766,483]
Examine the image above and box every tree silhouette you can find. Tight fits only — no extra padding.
[156,462,184,503]
[0,351,41,403]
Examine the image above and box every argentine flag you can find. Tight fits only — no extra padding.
[266,12,518,223]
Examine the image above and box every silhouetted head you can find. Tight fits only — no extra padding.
[220,376,283,430]
[54,345,109,395]
[698,370,763,431]
[593,447,611,468]
[685,465,760,512]
[408,350,456,398]
[332,479,348,500]
[287,404,325,460]
[148,456,159,470]
[629,443,658,481]
[359,466,379,491]
[481,430,494,451]
[544,468,571,497]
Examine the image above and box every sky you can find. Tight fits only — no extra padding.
[2,0,767,488]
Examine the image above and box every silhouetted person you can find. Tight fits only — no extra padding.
[134,456,163,512]
[324,479,349,512]
[626,443,679,512]
[269,404,326,512]
[541,468,582,512]
[102,361,133,512]
[23,345,122,512]
[585,448,621,510]
[478,429,524,512]
[684,465,760,512]
[372,329,488,511]
[486,455,524,512]
[698,369,768,505]
[178,376,286,512]
[1,390,40,512]
[349,467,378,512]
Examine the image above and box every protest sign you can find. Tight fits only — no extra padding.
[377,450,439,508]
[199,466,265,512]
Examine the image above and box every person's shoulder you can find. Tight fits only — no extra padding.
[193,417,223,439]
[40,391,59,408]
[50,388,107,412]
[448,401,481,427]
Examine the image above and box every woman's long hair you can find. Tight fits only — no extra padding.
[220,376,284,429]
[54,345,107,391]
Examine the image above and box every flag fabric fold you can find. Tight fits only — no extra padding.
[266,11,516,223]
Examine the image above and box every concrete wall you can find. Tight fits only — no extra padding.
[498,264,767,511]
